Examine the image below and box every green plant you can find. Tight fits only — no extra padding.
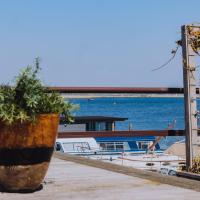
[0,58,77,125]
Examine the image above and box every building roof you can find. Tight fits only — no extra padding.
[60,116,128,124]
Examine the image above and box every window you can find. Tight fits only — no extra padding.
[62,142,90,152]
[95,122,106,131]
[99,142,124,151]
[106,143,115,150]
[63,143,74,151]
[137,141,151,150]
[115,142,124,151]
[73,142,90,151]
[86,122,96,131]
[55,143,62,151]
[106,122,113,131]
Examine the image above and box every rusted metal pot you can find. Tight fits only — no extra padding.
[0,114,59,192]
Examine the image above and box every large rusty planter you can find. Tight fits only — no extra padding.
[0,114,59,192]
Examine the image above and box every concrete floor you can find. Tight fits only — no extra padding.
[1,158,200,200]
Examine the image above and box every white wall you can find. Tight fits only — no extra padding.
[58,124,86,132]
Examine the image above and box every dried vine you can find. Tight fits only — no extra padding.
[187,26,200,55]
[189,157,200,174]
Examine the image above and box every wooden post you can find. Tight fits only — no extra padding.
[181,25,199,170]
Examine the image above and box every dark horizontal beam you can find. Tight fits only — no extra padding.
[58,130,185,138]
[48,87,186,94]
[48,87,200,94]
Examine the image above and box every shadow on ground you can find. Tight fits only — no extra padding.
[0,184,43,194]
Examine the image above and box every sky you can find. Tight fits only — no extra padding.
[0,0,200,87]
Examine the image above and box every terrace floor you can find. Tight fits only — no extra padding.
[1,156,200,200]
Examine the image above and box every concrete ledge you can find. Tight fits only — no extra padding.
[177,171,200,181]
[54,152,200,192]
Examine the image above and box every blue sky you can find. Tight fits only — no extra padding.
[0,0,200,87]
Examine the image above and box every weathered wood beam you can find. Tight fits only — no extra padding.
[48,87,186,94]
[58,130,185,138]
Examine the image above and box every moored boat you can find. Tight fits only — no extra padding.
[58,115,161,153]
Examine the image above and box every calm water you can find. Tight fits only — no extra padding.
[70,97,187,130]
[69,97,200,148]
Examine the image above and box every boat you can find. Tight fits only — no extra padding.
[58,115,161,154]
[55,116,186,175]
[117,153,185,172]
[54,140,185,174]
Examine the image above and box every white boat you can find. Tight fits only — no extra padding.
[55,138,185,175]
[118,153,185,171]
[55,138,100,155]
[55,137,159,156]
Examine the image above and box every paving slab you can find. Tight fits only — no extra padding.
[1,157,200,200]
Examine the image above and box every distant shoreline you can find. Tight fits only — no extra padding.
[62,93,191,99]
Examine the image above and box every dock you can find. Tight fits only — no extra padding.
[2,153,200,200]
